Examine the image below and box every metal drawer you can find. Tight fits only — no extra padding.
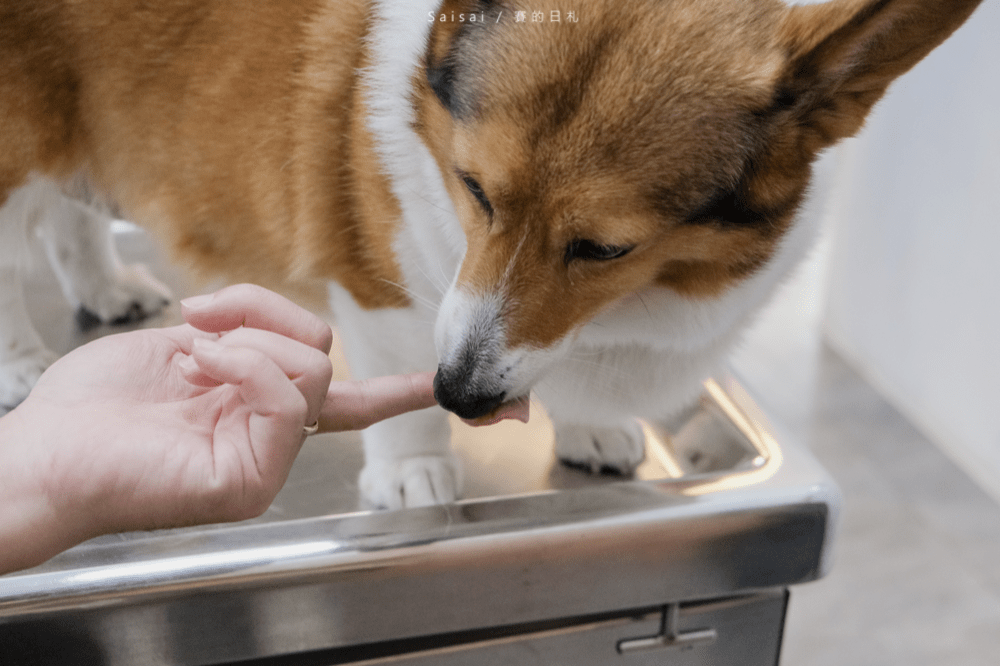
[324,591,788,666]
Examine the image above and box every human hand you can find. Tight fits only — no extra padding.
[0,284,439,574]
[179,288,437,434]
[1,285,331,566]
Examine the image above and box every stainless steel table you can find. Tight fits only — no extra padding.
[0,226,840,665]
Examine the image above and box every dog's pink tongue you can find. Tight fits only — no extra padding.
[461,396,531,427]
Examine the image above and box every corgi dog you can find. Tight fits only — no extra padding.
[0,0,982,508]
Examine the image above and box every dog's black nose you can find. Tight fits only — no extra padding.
[433,368,505,420]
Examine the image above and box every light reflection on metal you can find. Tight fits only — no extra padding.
[69,541,340,585]
[640,422,687,479]
[679,379,784,497]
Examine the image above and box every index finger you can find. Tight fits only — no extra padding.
[318,372,438,432]
[181,284,333,354]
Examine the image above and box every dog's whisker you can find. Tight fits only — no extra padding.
[411,261,448,298]
[557,349,645,380]
[403,185,453,217]
[432,256,454,293]
[378,278,439,311]
[636,292,654,323]
[498,229,529,295]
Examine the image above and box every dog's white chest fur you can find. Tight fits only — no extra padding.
[318,1,832,509]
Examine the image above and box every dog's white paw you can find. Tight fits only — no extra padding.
[75,263,172,325]
[0,349,60,409]
[555,421,646,475]
[359,454,463,509]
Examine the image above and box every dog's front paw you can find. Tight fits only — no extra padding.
[555,421,646,475]
[0,349,60,409]
[359,455,463,510]
[75,263,172,326]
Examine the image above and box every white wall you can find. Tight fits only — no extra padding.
[728,155,835,449]
[823,1,1000,500]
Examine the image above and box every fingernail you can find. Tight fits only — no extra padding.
[177,354,198,374]
[192,337,222,356]
[180,293,214,310]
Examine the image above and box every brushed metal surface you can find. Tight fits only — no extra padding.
[0,227,839,665]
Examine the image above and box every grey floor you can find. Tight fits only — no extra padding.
[776,347,1000,665]
[729,238,1000,665]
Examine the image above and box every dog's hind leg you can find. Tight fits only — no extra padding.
[0,267,57,409]
[0,182,59,408]
[32,179,172,326]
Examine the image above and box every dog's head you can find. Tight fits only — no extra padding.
[414,0,980,420]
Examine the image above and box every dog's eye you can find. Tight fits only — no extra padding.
[460,174,493,216]
[564,240,634,263]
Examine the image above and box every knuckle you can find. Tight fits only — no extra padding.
[308,347,335,380]
[317,325,334,354]
[290,391,310,421]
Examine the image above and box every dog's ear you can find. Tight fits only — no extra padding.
[425,2,462,114]
[776,0,982,149]
[425,0,498,118]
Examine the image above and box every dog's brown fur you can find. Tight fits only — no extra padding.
[0,0,983,346]
[0,0,406,308]
[416,0,982,350]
